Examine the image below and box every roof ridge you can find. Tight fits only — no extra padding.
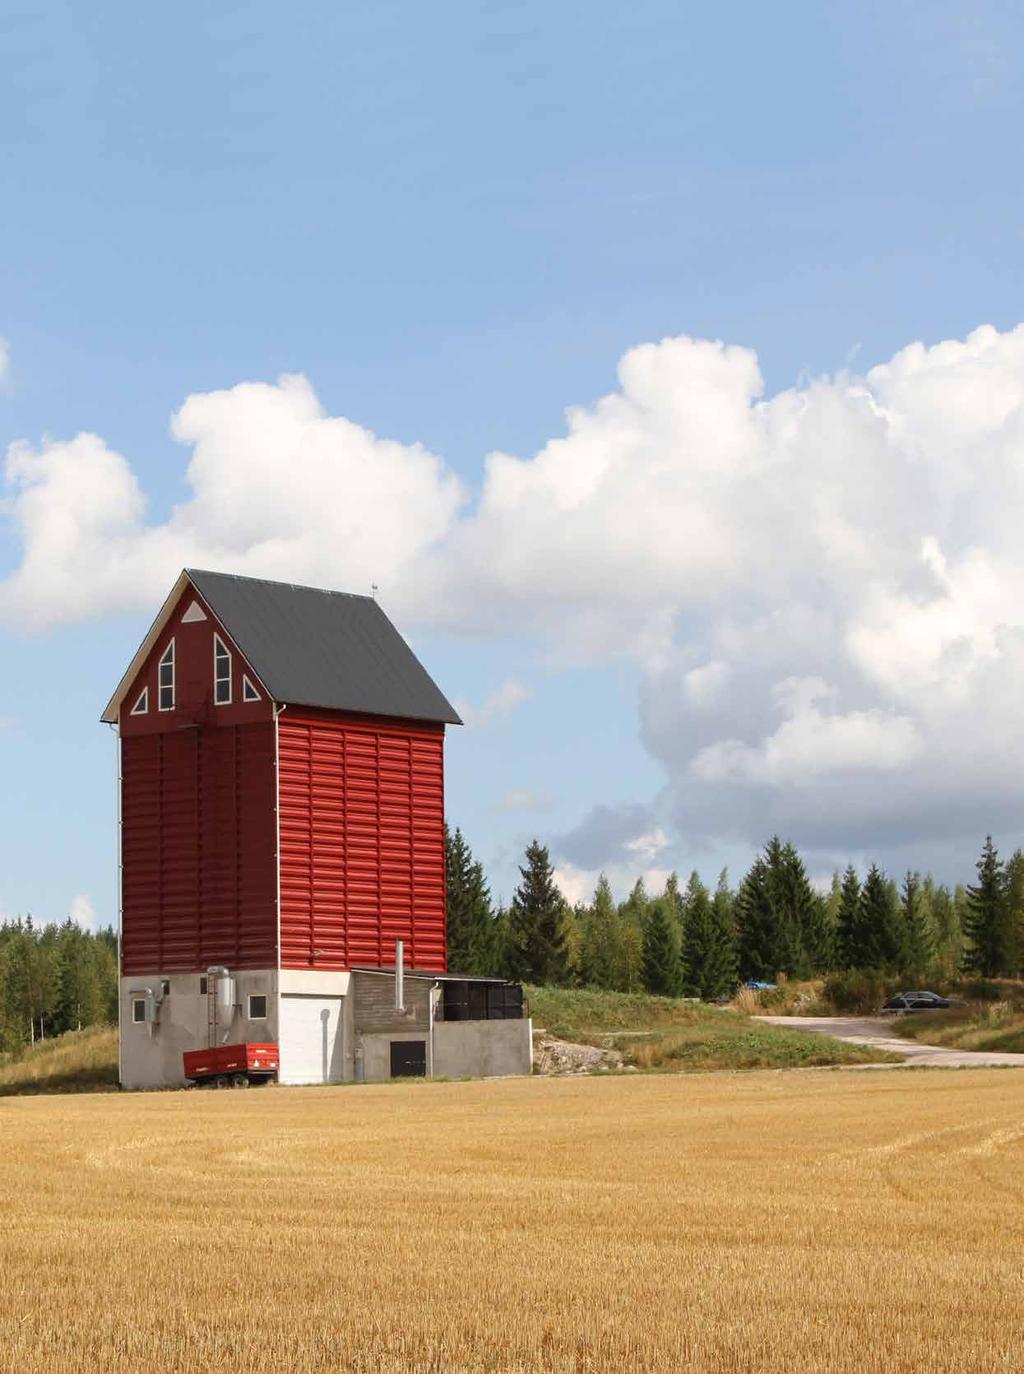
[186,568,377,604]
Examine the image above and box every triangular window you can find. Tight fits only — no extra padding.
[242,675,261,703]
[130,687,149,716]
[181,600,208,624]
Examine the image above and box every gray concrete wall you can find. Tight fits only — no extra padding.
[119,969,277,1089]
[432,1018,533,1079]
[361,1030,431,1081]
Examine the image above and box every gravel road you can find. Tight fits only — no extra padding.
[756,1015,1024,1068]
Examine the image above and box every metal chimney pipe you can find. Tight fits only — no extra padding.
[395,940,405,1013]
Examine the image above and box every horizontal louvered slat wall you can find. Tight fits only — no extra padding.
[278,710,447,972]
[120,724,277,974]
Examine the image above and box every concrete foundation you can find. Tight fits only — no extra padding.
[119,966,532,1088]
[119,968,278,1090]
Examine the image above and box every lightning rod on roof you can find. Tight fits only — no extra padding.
[371,583,378,600]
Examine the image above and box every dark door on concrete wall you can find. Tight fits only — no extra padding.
[390,1041,426,1077]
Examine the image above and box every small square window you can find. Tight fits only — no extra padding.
[199,976,208,995]
[132,998,146,1024]
[248,994,268,1020]
[161,980,171,997]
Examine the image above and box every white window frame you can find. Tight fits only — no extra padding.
[242,675,260,703]
[213,633,232,706]
[132,998,146,1024]
[130,687,149,716]
[247,993,268,1020]
[158,639,175,712]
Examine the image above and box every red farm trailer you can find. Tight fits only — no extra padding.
[183,1042,279,1088]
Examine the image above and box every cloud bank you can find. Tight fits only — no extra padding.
[4,323,1024,866]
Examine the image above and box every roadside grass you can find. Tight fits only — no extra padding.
[527,985,704,1040]
[526,984,896,1071]
[620,1023,899,1071]
[893,1002,1024,1054]
[730,977,827,1016]
[0,1027,118,1097]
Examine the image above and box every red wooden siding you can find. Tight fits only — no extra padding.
[120,723,277,975]
[278,710,447,972]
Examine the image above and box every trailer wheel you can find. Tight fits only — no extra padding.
[231,1073,250,1089]
[213,1075,229,1089]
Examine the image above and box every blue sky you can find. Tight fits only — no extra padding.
[3,0,1024,924]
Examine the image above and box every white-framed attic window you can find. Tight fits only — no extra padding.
[158,640,175,711]
[130,687,149,716]
[213,634,232,705]
[242,675,261,703]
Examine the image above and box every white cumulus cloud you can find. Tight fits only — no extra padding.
[0,373,463,631]
[4,324,1024,866]
[454,678,532,728]
[69,893,96,930]
[496,787,554,813]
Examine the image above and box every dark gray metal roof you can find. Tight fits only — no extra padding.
[186,569,461,725]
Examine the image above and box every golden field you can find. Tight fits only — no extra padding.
[2,1069,1023,1373]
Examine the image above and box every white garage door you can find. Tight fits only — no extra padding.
[278,995,345,1084]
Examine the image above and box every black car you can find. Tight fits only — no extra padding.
[880,990,955,1013]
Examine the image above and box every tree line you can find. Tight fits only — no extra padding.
[2,829,1017,1053]
[0,919,117,1055]
[447,828,1024,995]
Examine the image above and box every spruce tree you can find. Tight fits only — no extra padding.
[858,864,904,968]
[735,855,775,982]
[764,838,807,976]
[964,836,1013,977]
[55,922,104,1032]
[445,827,494,974]
[642,899,678,995]
[705,870,739,999]
[1003,850,1024,978]
[661,872,686,943]
[835,865,861,968]
[680,871,736,1000]
[735,838,812,981]
[680,872,713,996]
[507,839,567,985]
[801,887,834,973]
[900,871,933,979]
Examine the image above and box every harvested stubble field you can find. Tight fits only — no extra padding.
[2,1071,1023,1374]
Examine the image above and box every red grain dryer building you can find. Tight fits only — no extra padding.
[104,569,530,1088]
